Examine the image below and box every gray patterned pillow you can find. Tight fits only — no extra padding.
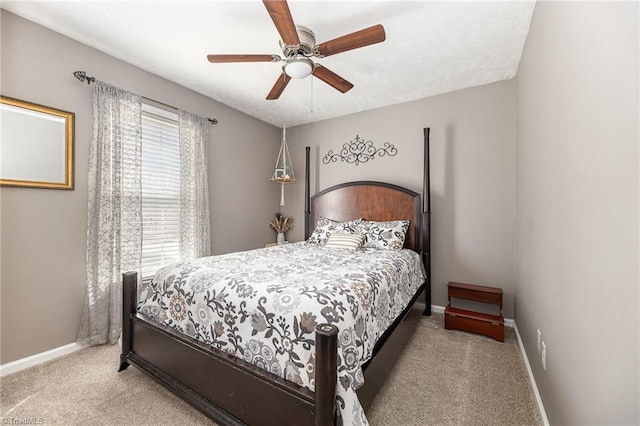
[306,217,362,245]
[360,220,410,250]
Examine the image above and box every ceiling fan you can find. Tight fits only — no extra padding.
[207,0,386,100]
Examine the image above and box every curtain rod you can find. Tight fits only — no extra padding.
[73,71,218,125]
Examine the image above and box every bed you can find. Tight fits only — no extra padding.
[118,128,432,425]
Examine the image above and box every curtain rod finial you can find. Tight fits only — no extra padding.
[73,70,94,84]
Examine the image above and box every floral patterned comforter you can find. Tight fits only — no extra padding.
[137,242,425,425]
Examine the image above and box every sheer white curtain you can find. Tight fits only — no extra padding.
[178,110,211,260]
[77,83,212,346]
[78,81,142,345]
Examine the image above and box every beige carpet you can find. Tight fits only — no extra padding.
[367,314,541,425]
[1,314,541,425]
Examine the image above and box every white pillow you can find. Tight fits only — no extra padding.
[323,233,364,250]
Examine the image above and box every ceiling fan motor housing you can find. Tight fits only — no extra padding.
[280,25,316,57]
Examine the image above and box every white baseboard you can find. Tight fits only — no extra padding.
[430,304,515,327]
[513,323,550,426]
[0,342,84,377]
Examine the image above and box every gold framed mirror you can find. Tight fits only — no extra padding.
[0,96,75,190]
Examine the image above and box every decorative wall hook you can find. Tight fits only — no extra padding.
[322,135,397,166]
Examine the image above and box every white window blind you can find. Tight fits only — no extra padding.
[141,104,181,279]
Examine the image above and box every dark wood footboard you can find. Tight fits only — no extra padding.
[119,272,338,426]
[119,272,426,425]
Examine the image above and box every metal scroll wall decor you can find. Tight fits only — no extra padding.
[322,135,397,166]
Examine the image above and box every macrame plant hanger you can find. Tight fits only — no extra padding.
[270,124,295,207]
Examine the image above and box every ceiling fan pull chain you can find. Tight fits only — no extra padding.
[310,76,314,114]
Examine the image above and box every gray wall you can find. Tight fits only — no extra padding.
[515,2,639,424]
[285,80,517,318]
[0,10,281,363]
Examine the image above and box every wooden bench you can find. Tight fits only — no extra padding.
[444,281,504,342]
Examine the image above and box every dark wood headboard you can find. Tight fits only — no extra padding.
[303,128,431,262]
[306,181,421,252]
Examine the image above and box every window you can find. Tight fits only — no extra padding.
[141,104,181,279]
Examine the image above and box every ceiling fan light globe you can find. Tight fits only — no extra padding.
[284,58,313,79]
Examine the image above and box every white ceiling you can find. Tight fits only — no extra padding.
[2,1,536,127]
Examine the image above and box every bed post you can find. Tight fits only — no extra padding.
[304,146,311,240]
[314,323,338,426]
[118,271,137,372]
[422,128,432,316]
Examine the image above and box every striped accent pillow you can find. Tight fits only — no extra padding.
[323,233,364,250]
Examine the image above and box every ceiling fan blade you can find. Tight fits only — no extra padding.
[263,0,300,46]
[312,65,354,93]
[266,73,292,100]
[316,24,386,57]
[207,54,280,63]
